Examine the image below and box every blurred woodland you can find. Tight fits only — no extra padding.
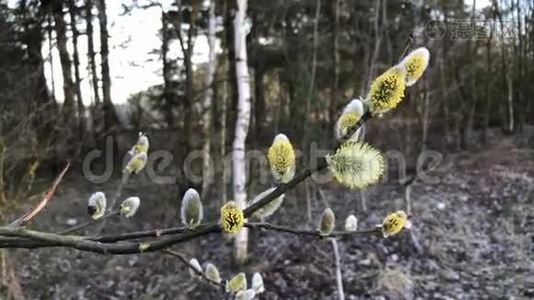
[0,0,533,299]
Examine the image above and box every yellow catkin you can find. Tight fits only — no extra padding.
[381,210,408,238]
[220,201,245,234]
[367,67,406,115]
[268,134,296,183]
[399,47,430,86]
[337,112,360,138]
[326,142,384,189]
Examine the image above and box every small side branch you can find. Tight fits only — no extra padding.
[9,162,70,227]
[245,222,380,238]
[164,249,225,289]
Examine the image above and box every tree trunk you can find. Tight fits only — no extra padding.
[85,0,100,105]
[97,0,119,130]
[201,0,217,198]
[68,0,85,134]
[233,0,251,264]
[224,0,237,144]
[24,2,56,140]
[52,0,76,126]
[161,10,174,127]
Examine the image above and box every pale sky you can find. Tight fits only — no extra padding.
[38,0,210,104]
[10,0,490,105]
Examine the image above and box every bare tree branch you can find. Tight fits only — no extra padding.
[9,162,70,227]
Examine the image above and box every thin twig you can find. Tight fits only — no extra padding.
[57,211,120,235]
[95,172,129,234]
[163,249,225,289]
[245,222,380,238]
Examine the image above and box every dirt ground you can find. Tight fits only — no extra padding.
[4,134,534,299]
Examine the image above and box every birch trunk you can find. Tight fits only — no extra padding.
[202,0,217,198]
[233,0,251,264]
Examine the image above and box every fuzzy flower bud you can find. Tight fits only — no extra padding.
[124,152,147,175]
[205,263,222,284]
[235,289,256,300]
[268,134,296,183]
[326,141,384,189]
[367,66,406,115]
[398,47,430,86]
[335,99,365,141]
[220,201,245,234]
[344,215,358,232]
[226,272,247,293]
[128,132,149,156]
[251,272,265,294]
[319,208,336,236]
[120,196,140,218]
[248,187,284,220]
[180,188,204,228]
[87,192,107,220]
[189,258,202,278]
[380,210,412,238]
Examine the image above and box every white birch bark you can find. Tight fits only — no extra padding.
[202,0,217,198]
[233,0,251,263]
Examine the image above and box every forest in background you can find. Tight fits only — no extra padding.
[1,0,533,204]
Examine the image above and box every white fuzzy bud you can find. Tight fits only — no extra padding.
[205,263,222,284]
[120,196,140,218]
[344,215,358,232]
[235,289,256,300]
[251,272,265,294]
[88,192,107,220]
[180,188,204,227]
[189,258,202,278]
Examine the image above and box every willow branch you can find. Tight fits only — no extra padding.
[0,224,221,255]
[245,222,380,238]
[0,111,373,252]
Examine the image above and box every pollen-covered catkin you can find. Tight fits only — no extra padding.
[335,99,365,141]
[326,141,384,189]
[367,66,406,115]
[268,134,296,183]
[381,210,411,238]
[226,272,247,293]
[129,132,149,156]
[398,47,430,86]
[124,152,147,174]
[220,201,245,234]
